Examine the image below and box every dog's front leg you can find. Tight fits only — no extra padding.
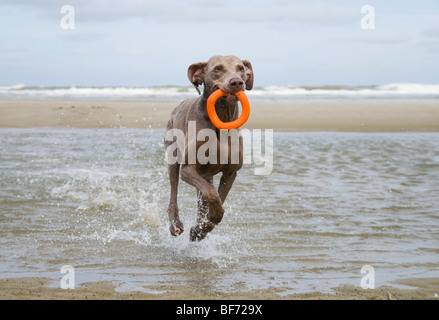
[167,163,184,236]
[180,164,224,241]
[191,187,215,241]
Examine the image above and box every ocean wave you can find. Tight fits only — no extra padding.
[0,85,196,100]
[0,83,438,101]
[376,83,439,93]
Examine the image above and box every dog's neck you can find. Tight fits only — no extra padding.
[200,91,239,124]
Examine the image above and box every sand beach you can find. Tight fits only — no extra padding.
[1,276,438,300]
[0,99,438,131]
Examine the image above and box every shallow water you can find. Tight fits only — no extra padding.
[1,128,438,294]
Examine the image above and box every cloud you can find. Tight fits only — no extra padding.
[57,31,108,43]
[267,0,357,26]
[2,0,358,26]
[0,44,28,53]
[417,25,439,53]
[422,25,439,38]
[2,0,438,86]
[348,33,413,44]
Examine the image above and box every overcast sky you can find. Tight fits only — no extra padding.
[1,0,438,87]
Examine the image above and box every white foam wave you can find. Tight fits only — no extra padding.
[0,83,438,101]
[0,85,196,100]
[376,82,439,93]
[0,83,26,90]
[248,83,439,97]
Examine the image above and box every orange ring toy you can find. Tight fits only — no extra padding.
[206,89,250,130]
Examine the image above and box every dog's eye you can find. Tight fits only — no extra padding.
[215,65,223,72]
[238,65,245,71]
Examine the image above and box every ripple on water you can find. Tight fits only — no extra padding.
[0,129,438,293]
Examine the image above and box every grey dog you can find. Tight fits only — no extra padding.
[164,55,254,241]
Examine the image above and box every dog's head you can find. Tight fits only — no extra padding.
[188,55,254,103]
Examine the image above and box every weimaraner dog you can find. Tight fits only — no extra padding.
[164,55,254,241]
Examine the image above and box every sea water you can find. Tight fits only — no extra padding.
[1,128,438,294]
[1,83,439,102]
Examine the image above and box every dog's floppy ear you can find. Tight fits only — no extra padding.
[188,62,207,95]
[242,60,254,90]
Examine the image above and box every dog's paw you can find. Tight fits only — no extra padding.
[189,221,215,242]
[170,220,184,236]
[207,202,224,225]
[189,226,207,242]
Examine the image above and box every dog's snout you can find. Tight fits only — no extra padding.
[228,77,244,92]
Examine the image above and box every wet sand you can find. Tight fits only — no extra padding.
[1,276,438,300]
[1,99,438,131]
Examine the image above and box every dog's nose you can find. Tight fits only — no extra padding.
[228,77,244,92]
